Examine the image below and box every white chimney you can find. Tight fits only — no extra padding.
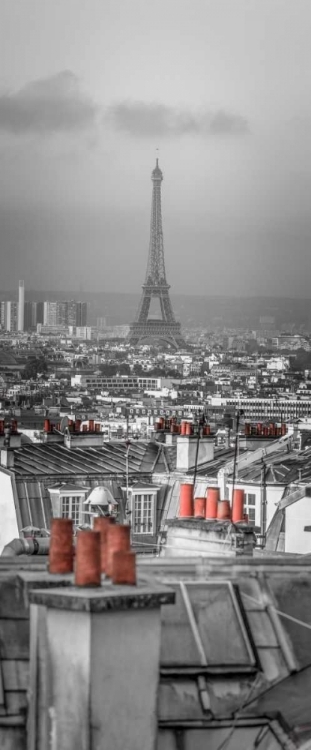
[18,280,24,332]
[1,448,14,468]
[29,580,175,750]
[176,435,214,472]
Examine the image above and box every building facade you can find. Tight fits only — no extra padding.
[210,396,311,420]
[17,280,24,332]
[6,301,18,332]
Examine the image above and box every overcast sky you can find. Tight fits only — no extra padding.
[1,0,311,297]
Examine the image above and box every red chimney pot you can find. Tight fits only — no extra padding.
[49,518,74,574]
[206,487,220,519]
[106,524,131,578]
[112,550,136,585]
[93,516,116,574]
[179,484,194,518]
[232,489,245,523]
[75,530,101,587]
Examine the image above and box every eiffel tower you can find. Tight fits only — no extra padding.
[128,159,185,349]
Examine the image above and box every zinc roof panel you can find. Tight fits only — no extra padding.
[187,582,256,667]
[160,582,256,668]
[266,577,311,670]
[10,441,154,478]
[15,481,52,529]
[161,481,182,525]
[160,584,202,666]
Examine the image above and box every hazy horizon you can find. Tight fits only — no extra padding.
[3,289,311,302]
[1,1,311,298]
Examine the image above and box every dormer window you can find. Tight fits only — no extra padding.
[129,483,158,535]
[133,494,154,533]
[61,495,83,526]
[48,483,88,527]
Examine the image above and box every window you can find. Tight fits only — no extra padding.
[245,493,256,524]
[61,496,82,526]
[133,493,155,534]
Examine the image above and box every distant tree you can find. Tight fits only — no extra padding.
[165,368,181,378]
[113,351,128,361]
[291,349,311,371]
[24,356,48,380]
[98,364,118,377]
[117,364,131,375]
[132,364,145,376]
[245,340,259,354]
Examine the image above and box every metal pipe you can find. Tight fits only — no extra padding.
[1,537,50,557]
[261,461,267,543]
[192,414,202,491]
[231,411,241,502]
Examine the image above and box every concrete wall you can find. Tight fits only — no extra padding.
[29,583,172,750]
[163,520,255,558]
[46,609,91,749]
[230,482,284,529]
[0,471,18,553]
[176,437,214,472]
[266,486,285,527]
[285,496,311,554]
[64,433,104,449]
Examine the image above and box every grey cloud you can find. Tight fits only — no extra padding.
[106,101,249,137]
[0,71,98,134]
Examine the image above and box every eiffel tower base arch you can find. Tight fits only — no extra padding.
[128,321,185,349]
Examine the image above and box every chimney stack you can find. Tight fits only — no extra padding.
[29,579,175,750]
[176,433,214,472]
[0,448,14,469]
[0,424,14,468]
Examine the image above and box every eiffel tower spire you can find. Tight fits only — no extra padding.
[128,159,185,349]
[145,158,166,285]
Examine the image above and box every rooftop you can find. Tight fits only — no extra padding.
[1,555,311,748]
[236,447,311,484]
[7,440,164,478]
[0,349,18,366]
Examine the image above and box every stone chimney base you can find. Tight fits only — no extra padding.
[29,581,175,750]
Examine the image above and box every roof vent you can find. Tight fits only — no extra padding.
[85,486,117,508]
[83,486,118,520]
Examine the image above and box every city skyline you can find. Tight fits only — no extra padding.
[1,1,311,298]
[0,279,88,332]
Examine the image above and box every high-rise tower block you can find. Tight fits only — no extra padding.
[128,160,185,349]
[18,280,24,332]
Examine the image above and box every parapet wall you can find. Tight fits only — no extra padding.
[163,518,256,557]
[0,558,71,749]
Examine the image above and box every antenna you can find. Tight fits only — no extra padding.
[156,147,159,165]
[231,410,242,502]
[193,411,203,490]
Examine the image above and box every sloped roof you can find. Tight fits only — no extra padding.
[267,575,311,670]
[160,581,256,670]
[266,484,311,551]
[0,349,18,366]
[236,447,311,485]
[157,564,311,746]
[131,482,158,491]
[49,483,87,493]
[0,556,310,748]
[14,478,126,531]
[161,445,177,472]
[193,448,239,477]
[6,441,165,532]
[9,440,163,478]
